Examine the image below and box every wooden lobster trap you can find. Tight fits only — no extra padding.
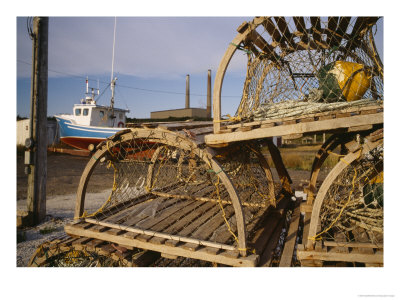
[55,123,296,267]
[205,16,383,266]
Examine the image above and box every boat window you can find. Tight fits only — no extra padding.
[75,108,81,116]
[99,111,104,118]
[119,113,123,119]
[83,108,89,116]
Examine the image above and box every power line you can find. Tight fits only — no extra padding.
[17,59,240,98]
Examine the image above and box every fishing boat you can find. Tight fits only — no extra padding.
[55,78,129,150]
[55,18,129,150]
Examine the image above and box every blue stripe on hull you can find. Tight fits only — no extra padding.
[55,116,123,139]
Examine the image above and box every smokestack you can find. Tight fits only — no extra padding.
[185,74,190,109]
[207,69,212,119]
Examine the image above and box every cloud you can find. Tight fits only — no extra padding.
[17,16,250,80]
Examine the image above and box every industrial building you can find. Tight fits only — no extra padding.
[150,71,212,120]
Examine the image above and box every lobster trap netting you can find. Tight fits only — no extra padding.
[234,17,383,121]
[313,143,383,246]
[80,131,277,248]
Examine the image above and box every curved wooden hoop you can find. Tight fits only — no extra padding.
[306,133,383,249]
[307,133,353,204]
[251,146,276,206]
[213,33,245,133]
[75,128,247,254]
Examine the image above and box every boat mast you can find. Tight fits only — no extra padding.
[110,17,117,119]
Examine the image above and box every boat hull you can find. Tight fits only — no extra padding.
[55,116,123,150]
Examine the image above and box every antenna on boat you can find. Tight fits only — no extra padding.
[110,17,117,116]
[84,76,99,104]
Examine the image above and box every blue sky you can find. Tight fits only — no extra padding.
[17,16,250,119]
[17,16,383,119]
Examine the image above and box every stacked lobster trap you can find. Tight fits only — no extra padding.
[29,16,383,267]
[30,126,283,267]
[205,16,383,266]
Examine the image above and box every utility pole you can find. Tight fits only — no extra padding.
[206,69,212,119]
[25,17,49,225]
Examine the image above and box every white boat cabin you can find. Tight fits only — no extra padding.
[73,95,129,128]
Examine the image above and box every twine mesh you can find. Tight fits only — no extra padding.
[81,132,276,248]
[234,17,383,121]
[316,144,383,246]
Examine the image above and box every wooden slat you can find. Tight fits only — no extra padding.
[250,30,279,62]
[351,227,375,256]
[326,17,339,47]
[205,113,383,146]
[332,231,349,254]
[293,17,309,45]
[310,17,324,48]
[103,183,208,225]
[85,238,107,252]
[279,201,301,267]
[302,212,312,249]
[147,200,211,234]
[225,104,383,130]
[259,217,286,266]
[134,200,198,242]
[165,203,228,248]
[251,210,283,255]
[64,224,257,267]
[323,241,383,249]
[266,139,293,192]
[274,17,296,49]
[262,17,287,50]
[190,204,235,241]
[71,237,93,250]
[297,248,383,264]
[332,17,351,47]
[103,196,180,225]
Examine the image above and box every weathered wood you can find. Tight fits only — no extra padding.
[249,30,279,62]
[302,212,312,249]
[332,232,349,254]
[332,17,351,47]
[293,17,309,45]
[226,104,383,130]
[326,17,339,47]
[297,249,383,264]
[164,203,228,248]
[26,17,49,225]
[78,219,238,251]
[274,17,296,49]
[64,224,257,267]
[259,217,286,266]
[323,241,383,249]
[213,32,246,133]
[279,201,301,267]
[266,139,292,194]
[262,18,286,49]
[209,158,247,256]
[205,113,383,145]
[251,210,284,255]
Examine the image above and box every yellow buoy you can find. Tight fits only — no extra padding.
[318,61,372,102]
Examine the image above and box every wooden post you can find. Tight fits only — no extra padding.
[26,17,48,225]
[207,69,212,119]
[185,74,190,109]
